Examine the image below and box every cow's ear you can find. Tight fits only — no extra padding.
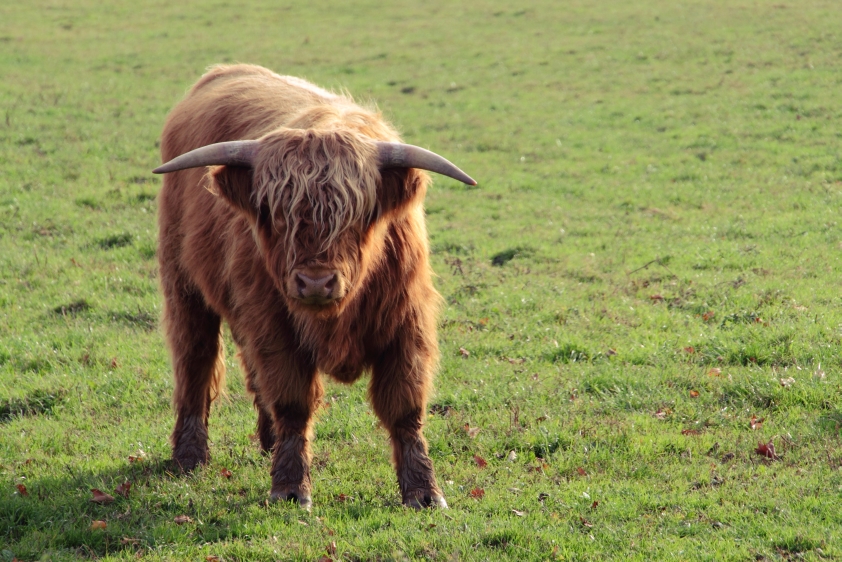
[377,168,429,216]
[209,165,259,221]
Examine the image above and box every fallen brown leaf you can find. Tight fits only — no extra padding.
[205,557,221,562]
[780,377,795,388]
[750,416,765,430]
[115,481,132,498]
[326,541,337,556]
[580,517,593,528]
[336,493,350,502]
[463,424,480,438]
[459,347,470,358]
[576,467,587,477]
[90,488,115,505]
[684,346,695,354]
[681,429,702,436]
[512,509,525,517]
[120,537,140,545]
[591,501,600,509]
[220,468,232,479]
[16,484,28,496]
[755,440,779,460]
[473,455,488,468]
[174,515,193,525]
[90,520,107,530]
[469,487,485,499]
[689,390,700,398]
[110,357,119,369]
[702,311,715,322]
[708,368,721,377]
[650,294,664,302]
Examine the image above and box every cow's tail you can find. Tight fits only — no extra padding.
[208,331,227,402]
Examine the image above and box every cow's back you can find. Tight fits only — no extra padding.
[162,64,341,159]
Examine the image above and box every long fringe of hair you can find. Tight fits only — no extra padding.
[253,127,380,264]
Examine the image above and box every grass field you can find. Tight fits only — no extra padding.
[2,0,842,560]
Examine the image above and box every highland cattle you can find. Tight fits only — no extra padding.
[154,64,475,508]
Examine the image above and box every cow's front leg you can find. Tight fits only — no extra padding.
[371,342,446,509]
[269,401,316,508]
[389,409,447,509]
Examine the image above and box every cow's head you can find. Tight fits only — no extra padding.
[154,128,475,316]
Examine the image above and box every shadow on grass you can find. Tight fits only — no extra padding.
[0,390,66,423]
[0,459,274,558]
[1,456,391,559]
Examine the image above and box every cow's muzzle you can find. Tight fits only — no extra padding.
[291,268,342,304]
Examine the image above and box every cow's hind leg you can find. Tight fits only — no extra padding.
[164,288,225,471]
[240,354,275,453]
[260,357,323,509]
[371,342,446,509]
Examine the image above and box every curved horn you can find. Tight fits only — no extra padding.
[153,140,260,174]
[376,142,477,186]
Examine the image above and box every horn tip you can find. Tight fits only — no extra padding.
[455,172,477,186]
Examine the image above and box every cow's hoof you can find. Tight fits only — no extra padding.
[270,489,312,510]
[403,493,448,510]
[172,451,209,473]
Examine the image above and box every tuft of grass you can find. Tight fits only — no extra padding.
[52,299,91,316]
[109,309,157,331]
[490,246,534,266]
[96,233,134,250]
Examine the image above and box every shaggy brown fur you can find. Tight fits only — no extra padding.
[158,64,446,508]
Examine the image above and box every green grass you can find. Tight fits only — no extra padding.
[2,0,842,559]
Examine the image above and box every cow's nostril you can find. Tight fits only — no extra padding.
[323,275,336,293]
[295,274,307,293]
